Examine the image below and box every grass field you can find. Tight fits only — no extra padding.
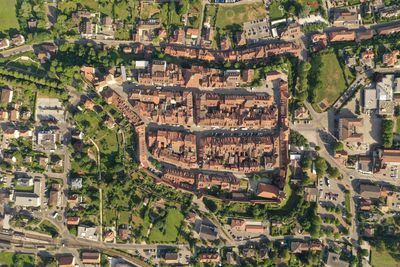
[119,210,130,225]
[311,51,347,112]
[269,1,285,20]
[0,252,35,267]
[0,0,19,32]
[149,208,183,242]
[206,2,266,29]
[14,185,34,192]
[371,247,400,267]
[104,209,117,226]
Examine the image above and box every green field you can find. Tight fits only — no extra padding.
[310,51,347,112]
[371,247,400,267]
[0,252,35,267]
[104,209,117,226]
[0,0,19,32]
[119,210,131,225]
[149,208,183,243]
[269,1,285,20]
[14,185,34,192]
[206,2,267,29]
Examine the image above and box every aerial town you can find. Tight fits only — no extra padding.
[0,0,400,266]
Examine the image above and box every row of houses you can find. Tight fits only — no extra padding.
[311,23,400,51]
[136,60,255,88]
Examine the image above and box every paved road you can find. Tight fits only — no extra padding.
[332,72,368,110]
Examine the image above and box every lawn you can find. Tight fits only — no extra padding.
[119,210,131,225]
[0,252,35,267]
[212,2,267,29]
[14,185,34,192]
[269,1,285,20]
[140,3,160,20]
[104,209,117,226]
[149,208,184,243]
[0,0,19,32]
[310,51,347,112]
[371,247,400,267]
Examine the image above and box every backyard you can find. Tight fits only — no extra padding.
[0,0,19,32]
[309,51,347,112]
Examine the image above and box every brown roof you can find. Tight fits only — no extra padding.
[329,30,356,42]
[58,255,75,267]
[382,149,400,164]
[81,252,100,264]
[244,224,265,233]
[257,183,280,199]
[339,118,363,142]
[231,218,245,228]
[360,184,381,199]
[66,217,80,225]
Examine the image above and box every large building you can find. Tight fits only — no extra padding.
[377,75,395,115]
[362,88,378,112]
[332,8,360,28]
[338,117,364,143]
[381,149,400,166]
[13,179,41,207]
[256,183,281,200]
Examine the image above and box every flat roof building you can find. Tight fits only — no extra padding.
[363,88,377,111]
[13,179,41,207]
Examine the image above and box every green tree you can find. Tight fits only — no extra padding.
[327,166,340,179]
[300,157,312,169]
[315,157,328,177]
[333,141,344,152]
[382,119,394,148]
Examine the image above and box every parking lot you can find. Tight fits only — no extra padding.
[318,176,346,208]
[380,165,399,179]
